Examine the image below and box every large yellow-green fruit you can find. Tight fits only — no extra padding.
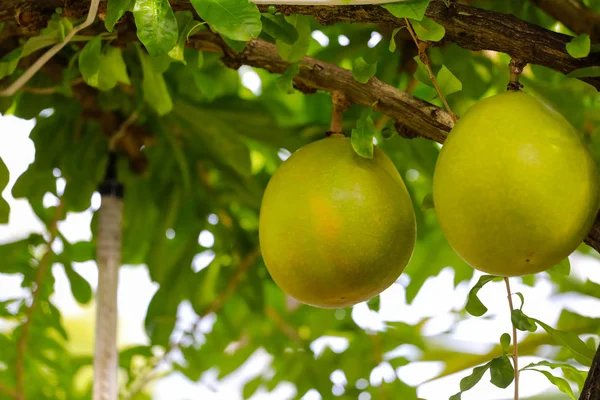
[259,135,416,308]
[433,91,599,276]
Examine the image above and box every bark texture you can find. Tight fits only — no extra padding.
[580,345,600,400]
[1,1,600,88]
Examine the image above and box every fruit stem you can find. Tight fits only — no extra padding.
[507,58,527,91]
[504,277,520,400]
[329,91,349,135]
[404,18,457,123]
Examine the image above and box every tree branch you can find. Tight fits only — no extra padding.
[189,31,453,142]
[2,1,599,90]
[580,344,600,400]
[531,0,600,41]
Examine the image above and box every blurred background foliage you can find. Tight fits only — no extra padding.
[0,0,600,399]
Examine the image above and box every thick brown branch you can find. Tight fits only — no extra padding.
[532,0,600,41]
[580,344,600,400]
[189,32,453,143]
[2,1,599,89]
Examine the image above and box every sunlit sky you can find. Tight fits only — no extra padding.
[2,30,600,397]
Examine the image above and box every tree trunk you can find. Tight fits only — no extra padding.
[581,345,600,400]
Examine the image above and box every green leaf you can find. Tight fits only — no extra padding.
[0,156,10,224]
[421,192,434,210]
[531,318,595,366]
[351,108,375,159]
[190,0,261,41]
[367,295,381,312]
[500,333,511,353]
[64,264,93,304]
[243,375,263,399]
[352,57,377,84]
[137,46,173,115]
[168,11,204,64]
[489,355,514,389]
[133,0,179,57]
[0,49,22,80]
[514,292,525,310]
[12,167,55,200]
[465,275,498,317]
[449,361,492,400]
[276,63,299,94]
[261,14,298,45]
[78,36,103,88]
[511,309,537,332]
[382,0,431,21]
[389,27,403,52]
[105,0,135,32]
[69,241,95,262]
[566,66,600,78]
[103,46,131,86]
[523,369,576,399]
[548,258,570,276]
[435,65,462,96]
[566,33,591,59]
[411,16,446,42]
[276,15,311,63]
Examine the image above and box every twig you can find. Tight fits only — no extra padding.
[0,0,101,97]
[507,58,527,91]
[0,383,17,399]
[504,277,519,400]
[20,78,85,95]
[404,18,457,123]
[329,91,349,134]
[109,110,140,152]
[125,249,261,399]
[15,198,65,400]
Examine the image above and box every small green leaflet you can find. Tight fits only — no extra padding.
[382,0,431,21]
[521,368,576,399]
[133,0,179,57]
[105,0,135,32]
[511,309,536,332]
[531,318,595,366]
[191,0,261,41]
[351,108,376,159]
[243,375,263,399]
[261,13,298,45]
[411,16,446,42]
[0,156,10,224]
[64,264,93,304]
[548,257,571,276]
[168,11,204,64]
[276,15,311,63]
[276,63,300,94]
[500,333,511,353]
[353,57,377,84]
[421,193,434,210]
[79,38,130,91]
[435,65,462,96]
[566,33,591,59]
[567,66,600,78]
[514,292,525,310]
[389,27,403,52]
[489,355,514,389]
[136,46,173,115]
[465,275,499,317]
[449,361,492,400]
[0,49,21,80]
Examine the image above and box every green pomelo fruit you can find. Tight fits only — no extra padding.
[259,135,416,308]
[433,91,599,276]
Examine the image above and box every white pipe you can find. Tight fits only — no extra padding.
[93,195,123,400]
[250,0,407,4]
